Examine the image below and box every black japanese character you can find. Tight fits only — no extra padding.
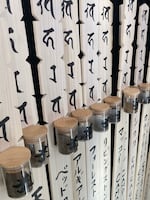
[64,30,73,49]
[17,102,28,124]
[89,59,94,74]
[123,72,128,84]
[61,187,66,197]
[69,89,77,109]
[56,169,68,180]
[8,27,18,53]
[126,24,131,36]
[101,6,111,21]
[31,186,43,200]
[125,50,129,63]
[142,10,148,23]
[73,153,82,165]
[127,0,135,12]
[87,32,94,49]
[14,71,23,93]
[102,31,108,44]
[50,65,57,83]
[51,96,62,113]
[138,69,142,81]
[84,3,95,21]
[67,62,75,78]
[119,127,124,136]
[6,0,12,14]
[76,184,83,195]
[43,28,55,49]
[103,57,108,70]
[140,50,143,61]
[141,29,145,40]
[61,0,73,19]
[102,80,108,93]
[89,86,95,100]
[0,116,10,142]
[37,0,55,18]
[90,145,96,155]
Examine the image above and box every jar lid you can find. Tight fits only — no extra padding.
[23,124,47,143]
[103,96,121,107]
[138,83,150,91]
[90,103,110,114]
[53,117,78,133]
[123,86,140,97]
[0,146,31,171]
[71,108,92,122]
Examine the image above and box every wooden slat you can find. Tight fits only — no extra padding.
[112,1,138,200]
[134,4,149,85]
[78,1,113,200]
[0,1,51,200]
[133,104,150,200]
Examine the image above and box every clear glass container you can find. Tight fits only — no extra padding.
[123,86,140,113]
[54,117,78,154]
[71,108,93,140]
[103,96,121,123]
[23,125,49,168]
[138,83,150,104]
[90,103,110,132]
[0,147,33,198]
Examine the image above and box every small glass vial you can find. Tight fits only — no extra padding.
[0,146,33,198]
[123,86,140,113]
[71,108,93,140]
[54,117,78,154]
[103,96,121,123]
[90,103,110,132]
[138,83,150,104]
[23,125,49,168]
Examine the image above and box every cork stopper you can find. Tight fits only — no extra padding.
[53,117,78,133]
[71,108,92,122]
[123,86,140,97]
[23,124,47,143]
[103,96,121,107]
[0,146,31,171]
[90,103,110,114]
[138,83,150,91]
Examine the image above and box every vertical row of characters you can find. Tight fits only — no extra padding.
[111,1,138,200]
[143,145,150,200]
[128,4,149,199]
[133,4,150,200]
[79,0,113,199]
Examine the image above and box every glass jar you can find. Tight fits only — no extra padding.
[138,83,150,104]
[23,125,49,168]
[71,108,93,140]
[53,117,78,154]
[123,86,140,113]
[90,103,110,132]
[103,96,121,123]
[0,146,33,198]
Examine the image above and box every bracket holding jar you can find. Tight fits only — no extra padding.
[23,124,49,168]
[53,117,78,154]
[0,146,33,198]
[90,103,110,132]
